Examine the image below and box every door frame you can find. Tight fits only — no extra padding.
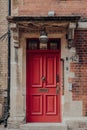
[26,40,62,122]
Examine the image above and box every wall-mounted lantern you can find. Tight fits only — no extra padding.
[39,27,48,43]
[66,22,78,49]
[66,28,75,49]
[68,39,73,49]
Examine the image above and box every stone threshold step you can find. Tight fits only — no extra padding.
[20,123,67,130]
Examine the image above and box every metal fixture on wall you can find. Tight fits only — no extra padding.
[68,39,73,49]
[39,27,48,43]
[66,29,74,49]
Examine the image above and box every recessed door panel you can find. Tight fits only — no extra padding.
[31,55,42,88]
[45,95,57,115]
[31,95,43,115]
[45,56,56,88]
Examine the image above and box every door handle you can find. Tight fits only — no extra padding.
[56,83,60,95]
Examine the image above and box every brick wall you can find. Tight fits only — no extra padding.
[70,30,87,116]
[0,0,8,117]
[6,0,87,118]
[12,0,87,17]
[11,0,87,117]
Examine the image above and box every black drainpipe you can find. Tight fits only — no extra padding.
[6,0,11,126]
[4,0,11,127]
[8,0,11,112]
[0,0,11,127]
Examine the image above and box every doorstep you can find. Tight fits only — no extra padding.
[20,123,67,130]
[64,117,87,129]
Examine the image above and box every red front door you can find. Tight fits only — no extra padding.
[26,50,61,122]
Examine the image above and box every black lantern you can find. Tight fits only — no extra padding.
[66,29,74,49]
[68,39,73,49]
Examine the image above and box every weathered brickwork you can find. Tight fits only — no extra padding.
[1,0,87,126]
[70,30,87,116]
[0,0,8,117]
[7,0,87,119]
[12,0,87,17]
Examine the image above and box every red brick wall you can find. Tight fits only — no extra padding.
[70,30,87,116]
[13,0,87,17]
[12,0,87,117]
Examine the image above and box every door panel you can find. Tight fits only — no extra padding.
[31,95,43,115]
[45,95,57,115]
[26,51,61,122]
[45,55,56,87]
[31,55,42,88]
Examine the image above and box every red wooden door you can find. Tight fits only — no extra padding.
[26,51,61,122]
